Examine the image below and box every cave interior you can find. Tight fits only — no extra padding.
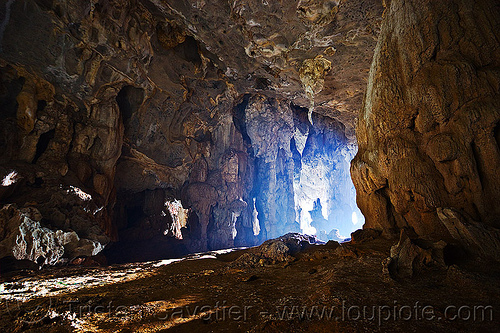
[0,0,499,332]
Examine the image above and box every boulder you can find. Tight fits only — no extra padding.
[0,205,105,267]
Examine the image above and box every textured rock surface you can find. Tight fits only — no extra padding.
[231,232,325,267]
[383,229,446,279]
[2,0,499,265]
[0,205,103,266]
[352,0,500,259]
[150,0,384,140]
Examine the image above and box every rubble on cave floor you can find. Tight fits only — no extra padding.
[0,235,499,333]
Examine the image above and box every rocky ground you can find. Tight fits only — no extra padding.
[1,233,499,333]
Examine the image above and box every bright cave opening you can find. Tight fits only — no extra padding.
[164,199,189,240]
[232,97,364,246]
[293,140,363,242]
[1,170,18,186]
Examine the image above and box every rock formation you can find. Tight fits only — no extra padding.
[1,0,499,266]
[351,0,500,260]
[0,205,103,266]
[0,0,382,264]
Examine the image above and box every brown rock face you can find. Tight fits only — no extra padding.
[351,0,500,259]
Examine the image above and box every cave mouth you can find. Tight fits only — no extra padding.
[293,139,363,243]
[103,96,365,264]
[229,98,365,249]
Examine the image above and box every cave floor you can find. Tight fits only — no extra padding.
[1,239,499,333]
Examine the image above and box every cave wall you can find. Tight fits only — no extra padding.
[351,0,500,259]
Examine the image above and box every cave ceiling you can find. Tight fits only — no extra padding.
[150,0,385,139]
[1,0,384,141]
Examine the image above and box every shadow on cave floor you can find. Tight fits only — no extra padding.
[101,237,192,265]
[1,235,499,332]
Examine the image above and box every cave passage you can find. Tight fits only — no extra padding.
[1,0,500,331]
[105,102,365,264]
[293,139,363,242]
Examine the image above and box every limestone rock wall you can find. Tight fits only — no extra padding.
[0,205,103,266]
[351,0,500,259]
